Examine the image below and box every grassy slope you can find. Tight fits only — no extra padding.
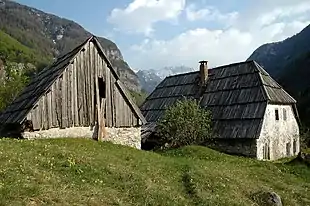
[0,30,49,65]
[0,139,309,206]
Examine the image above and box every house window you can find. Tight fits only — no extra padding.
[283,108,287,121]
[263,143,270,160]
[275,109,279,121]
[286,142,291,156]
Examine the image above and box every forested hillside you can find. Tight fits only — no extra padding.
[248,23,310,131]
[247,24,310,79]
[0,0,140,92]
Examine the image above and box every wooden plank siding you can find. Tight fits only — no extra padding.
[25,41,141,131]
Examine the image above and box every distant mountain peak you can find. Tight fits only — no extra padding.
[137,66,194,93]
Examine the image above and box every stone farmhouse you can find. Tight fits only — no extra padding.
[0,36,146,149]
[141,60,300,160]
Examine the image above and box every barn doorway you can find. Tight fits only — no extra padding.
[95,77,107,141]
[98,77,106,99]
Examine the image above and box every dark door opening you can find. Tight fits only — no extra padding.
[98,77,106,98]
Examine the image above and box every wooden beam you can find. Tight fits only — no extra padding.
[95,61,101,141]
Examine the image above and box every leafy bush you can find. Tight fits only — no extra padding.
[157,99,212,149]
[0,62,29,111]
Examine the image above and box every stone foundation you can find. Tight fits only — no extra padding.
[207,139,257,157]
[23,126,141,149]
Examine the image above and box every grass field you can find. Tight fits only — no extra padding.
[0,138,309,206]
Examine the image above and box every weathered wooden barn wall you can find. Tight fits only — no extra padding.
[257,104,300,160]
[26,40,140,131]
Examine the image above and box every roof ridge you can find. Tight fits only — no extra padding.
[165,71,199,78]
[211,60,255,70]
[253,61,297,103]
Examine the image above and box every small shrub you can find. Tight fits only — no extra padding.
[157,98,212,149]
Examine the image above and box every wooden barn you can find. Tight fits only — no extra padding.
[141,60,300,160]
[0,36,146,149]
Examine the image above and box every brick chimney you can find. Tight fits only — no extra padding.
[199,60,208,86]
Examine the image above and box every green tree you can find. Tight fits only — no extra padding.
[157,98,212,149]
[130,89,148,107]
[0,62,29,111]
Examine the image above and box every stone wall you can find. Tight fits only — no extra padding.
[207,139,257,157]
[104,127,141,149]
[23,126,141,149]
[257,104,300,160]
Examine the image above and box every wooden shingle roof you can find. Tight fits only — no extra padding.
[140,60,297,139]
[0,36,146,125]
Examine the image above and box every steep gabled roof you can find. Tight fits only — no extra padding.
[140,60,297,139]
[0,36,146,125]
[140,71,201,122]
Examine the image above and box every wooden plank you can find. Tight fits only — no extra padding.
[99,98,107,139]
[98,52,102,77]
[56,77,63,128]
[62,68,68,128]
[123,97,128,127]
[116,80,146,125]
[47,90,52,129]
[41,95,45,130]
[51,83,57,127]
[69,64,74,127]
[83,46,89,126]
[105,68,112,127]
[77,52,84,126]
[73,57,79,126]
[44,94,49,129]
[67,64,72,127]
[95,60,101,141]
[114,86,120,127]
[111,74,116,127]
[31,107,38,130]
[90,42,95,126]
[102,60,106,79]
[85,42,91,126]
[38,97,43,130]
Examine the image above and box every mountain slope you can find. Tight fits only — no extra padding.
[0,0,140,92]
[0,138,309,205]
[0,30,47,65]
[248,24,310,127]
[136,70,163,94]
[278,52,310,127]
[247,24,310,78]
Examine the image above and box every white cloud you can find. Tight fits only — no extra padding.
[107,0,186,36]
[257,1,310,27]
[130,28,252,68]
[185,4,238,25]
[127,0,310,70]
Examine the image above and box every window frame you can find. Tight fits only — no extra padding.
[275,109,279,121]
[283,108,287,121]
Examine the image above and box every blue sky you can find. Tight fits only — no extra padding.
[16,0,310,70]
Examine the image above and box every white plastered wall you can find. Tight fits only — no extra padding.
[257,104,300,160]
